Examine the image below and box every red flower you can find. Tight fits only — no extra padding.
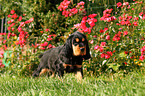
[117,2,122,7]
[124,51,129,54]
[101,53,105,58]
[10,10,15,14]
[133,21,138,26]
[139,12,143,16]
[99,29,104,33]
[99,46,104,52]
[11,14,18,19]
[113,33,121,41]
[18,16,22,21]
[32,43,39,48]
[88,14,97,18]
[40,31,43,33]
[124,62,127,65]
[45,29,50,32]
[106,51,113,56]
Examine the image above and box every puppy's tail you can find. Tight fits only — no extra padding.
[38,53,43,58]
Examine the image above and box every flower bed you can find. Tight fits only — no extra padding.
[0,0,145,76]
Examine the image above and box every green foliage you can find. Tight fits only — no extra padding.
[0,0,145,77]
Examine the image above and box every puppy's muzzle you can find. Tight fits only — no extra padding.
[80,48,85,52]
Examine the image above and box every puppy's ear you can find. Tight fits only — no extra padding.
[83,37,91,60]
[63,34,74,56]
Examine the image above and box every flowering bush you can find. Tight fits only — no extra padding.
[0,0,145,76]
[87,0,145,74]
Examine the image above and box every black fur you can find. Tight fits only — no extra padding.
[32,31,91,78]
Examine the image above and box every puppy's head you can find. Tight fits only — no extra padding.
[66,31,91,60]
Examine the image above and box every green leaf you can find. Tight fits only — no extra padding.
[107,63,120,71]
[119,52,127,58]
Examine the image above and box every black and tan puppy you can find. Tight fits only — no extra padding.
[32,31,91,79]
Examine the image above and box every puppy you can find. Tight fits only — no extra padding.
[32,31,91,79]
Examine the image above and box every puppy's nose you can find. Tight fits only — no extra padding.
[80,48,85,52]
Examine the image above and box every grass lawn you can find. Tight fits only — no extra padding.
[0,70,145,96]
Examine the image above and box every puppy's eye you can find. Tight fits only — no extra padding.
[74,43,78,46]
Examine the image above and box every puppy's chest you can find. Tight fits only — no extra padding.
[70,57,83,65]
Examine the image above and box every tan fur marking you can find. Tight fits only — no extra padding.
[39,68,50,76]
[63,63,72,68]
[82,38,85,41]
[75,71,82,80]
[74,65,82,68]
[72,44,86,56]
[50,72,55,78]
[75,38,79,42]
[39,68,55,77]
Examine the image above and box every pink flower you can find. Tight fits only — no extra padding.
[43,42,48,46]
[18,27,22,32]
[7,27,11,31]
[89,40,94,44]
[19,22,25,27]
[94,45,99,50]
[10,23,15,27]
[123,31,128,36]
[139,55,144,61]
[48,44,53,49]
[104,28,108,32]
[47,38,53,41]
[7,15,11,18]
[40,47,45,50]
[123,2,129,6]
[105,54,110,59]
[77,1,85,6]
[106,35,110,40]
[101,42,106,46]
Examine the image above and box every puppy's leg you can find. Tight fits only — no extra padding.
[75,68,83,80]
[56,64,64,77]
[32,62,45,77]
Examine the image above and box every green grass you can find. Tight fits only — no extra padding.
[0,71,145,96]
